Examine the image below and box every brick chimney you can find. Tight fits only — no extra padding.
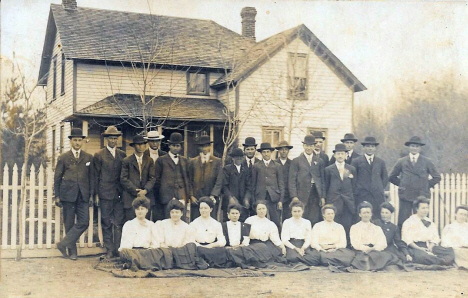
[63,0,77,10]
[241,7,257,41]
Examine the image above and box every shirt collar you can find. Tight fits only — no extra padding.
[304,152,313,159]
[71,148,81,156]
[279,158,287,165]
[134,153,143,160]
[263,159,271,166]
[234,164,241,171]
[200,152,211,160]
[410,153,420,160]
[246,156,255,163]
[348,149,353,156]
[335,161,345,167]
[107,145,116,153]
[149,148,159,155]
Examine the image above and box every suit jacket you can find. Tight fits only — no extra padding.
[222,163,251,202]
[330,150,360,166]
[324,163,357,215]
[221,222,251,247]
[251,160,284,203]
[242,157,261,173]
[54,150,94,202]
[120,154,156,208]
[93,147,126,201]
[289,153,326,204]
[189,154,223,198]
[388,155,441,202]
[351,155,388,205]
[143,148,167,202]
[154,154,192,205]
[315,151,330,166]
[275,158,292,203]
[143,148,167,164]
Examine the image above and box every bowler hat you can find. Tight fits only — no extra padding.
[68,128,86,139]
[405,136,425,146]
[229,148,244,157]
[361,136,379,146]
[302,135,316,145]
[167,132,184,144]
[333,143,349,153]
[196,135,213,146]
[341,133,358,143]
[102,126,122,137]
[275,140,293,150]
[242,137,257,147]
[129,135,147,147]
[144,130,165,141]
[257,142,275,152]
[312,131,326,140]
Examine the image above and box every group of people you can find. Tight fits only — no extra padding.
[52,126,467,271]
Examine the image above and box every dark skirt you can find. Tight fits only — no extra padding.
[197,245,231,268]
[172,243,209,270]
[318,248,355,267]
[385,244,408,262]
[227,239,287,268]
[351,250,402,271]
[119,248,173,271]
[285,239,320,266]
[250,239,287,263]
[409,242,455,266]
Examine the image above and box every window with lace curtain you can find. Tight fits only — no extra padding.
[187,72,209,95]
[287,53,308,100]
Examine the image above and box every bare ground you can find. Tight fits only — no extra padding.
[1,256,467,298]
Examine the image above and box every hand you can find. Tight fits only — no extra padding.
[94,195,100,207]
[190,196,198,204]
[228,196,238,205]
[427,243,435,252]
[244,198,250,210]
[277,202,283,210]
[280,244,287,257]
[54,197,62,208]
[209,195,217,204]
[295,247,305,256]
[88,196,94,207]
[320,198,326,207]
[137,189,147,197]
[406,254,413,262]
[327,248,337,253]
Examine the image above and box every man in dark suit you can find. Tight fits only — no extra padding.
[222,204,251,246]
[324,143,357,241]
[275,141,293,221]
[143,130,167,221]
[93,126,127,258]
[251,143,284,229]
[351,136,388,219]
[154,132,192,221]
[312,131,329,166]
[389,136,441,227]
[242,137,261,215]
[120,135,156,222]
[329,133,360,165]
[289,135,326,226]
[54,128,94,260]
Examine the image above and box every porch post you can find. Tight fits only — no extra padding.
[184,125,188,157]
[210,124,214,153]
[82,120,89,137]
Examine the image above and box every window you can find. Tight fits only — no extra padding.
[61,53,65,95]
[287,53,308,99]
[52,127,56,166]
[59,124,64,154]
[187,72,209,95]
[262,126,283,148]
[52,55,57,100]
[308,127,328,152]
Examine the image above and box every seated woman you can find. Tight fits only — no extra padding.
[281,200,320,265]
[311,204,355,267]
[154,199,192,248]
[441,205,468,268]
[350,201,402,271]
[373,202,412,262]
[402,196,454,266]
[221,204,251,247]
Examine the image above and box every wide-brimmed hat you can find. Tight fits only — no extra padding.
[341,133,358,143]
[275,140,293,150]
[144,130,165,141]
[196,135,213,146]
[167,132,184,144]
[257,142,275,152]
[242,137,257,147]
[312,131,326,140]
[361,136,379,146]
[229,148,244,157]
[333,143,349,153]
[129,135,147,147]
[102,126,122,137]
[68,128,86,139]
[405,136,425,146]
[302,135,316,145]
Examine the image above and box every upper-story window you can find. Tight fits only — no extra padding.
[187,72,209,95]
[52,55,57,100]
[61,53,66,95]
[287,53,308,100]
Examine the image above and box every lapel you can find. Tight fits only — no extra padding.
[331,163,342,180]
[165,154,176,169]
[76,150,85,165]
[104,147,115,160]
[361,156,372,173]
[130,154,140,172]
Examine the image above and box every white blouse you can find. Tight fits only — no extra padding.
[350,221,387,252]
[226,221,250,246]
[281,218,312,249]
[245,216,282,246]
[154,219,193,248]
[441,221,468,248]
[189,216,226,247]
[311,221,347,251]
[402,214,440,245]
[119,218,156,251]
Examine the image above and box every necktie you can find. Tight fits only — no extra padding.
[346,152,350,160]
[75,151,79,159]
[174,154,178,159]
[339,165,344,180]
[411,157,416,166]
[369,157,373,165]
[137,157,142,180]
[249,160,252,168]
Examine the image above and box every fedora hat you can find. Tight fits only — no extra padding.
[229,148,244,157]
[68,128,86,139]
[341,133,358,143]
[167,132,184,144]
[275,140,293,150]
[102,126,122,137]
[129,135,147,147]
[361,136,379,146]
[405,136,425,146]
[312,131,326,140]
[302,135,316,145]
[196,135,213,146]
[333,143,349,153]
[144,130,165,141]
[257,142,275,152]
[242,137,257,147]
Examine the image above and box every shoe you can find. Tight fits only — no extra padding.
[69,246,78,261]
[69,254,78,261]
[105,250,114,259]
[56,242,68,259]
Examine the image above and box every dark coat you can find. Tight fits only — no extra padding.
[221,222,251,247]
[351,155,388,208]
[388,155,441,202]
[54,150,94,202]
[143,148,167,164]
[154,154,192,205]
[93,147,126,201]
[373,219,409,256]
[289,153,326,204]
[330,150,360,166]
[324,163,357,215]
[315,151,330,166]
[120,154,156,208]
[221,163,251,202]
[275,158,292,202]
[143,148,167,203]
[189,155,223,198]
[251,160,284,203]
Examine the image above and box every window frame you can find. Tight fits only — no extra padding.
[60,53,66,96]
[308,127,328,152]
[52,55,57,100]
[287,52,308,100]
[186,71,210,96]
[262,126,284,148]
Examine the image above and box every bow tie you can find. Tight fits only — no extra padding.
[173,154,178,159]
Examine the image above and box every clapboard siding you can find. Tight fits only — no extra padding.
[238,38,353,158]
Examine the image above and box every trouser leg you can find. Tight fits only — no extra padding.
[113,200,125,252]
[60,194,89,252]
[100,200,114,252]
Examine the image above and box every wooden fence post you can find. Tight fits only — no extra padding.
[11,164,19,249]
[38,165,44,249]
[46,166,53,248]
[28,164,36,249]
[2,164,9,249]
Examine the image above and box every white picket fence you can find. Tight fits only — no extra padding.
[0,164,105,258]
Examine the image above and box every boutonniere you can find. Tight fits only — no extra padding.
[86,162,91,166]
[344,169,353,179]
[313,161,318,165]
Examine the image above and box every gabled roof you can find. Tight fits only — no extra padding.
[212,24,366,92]
[75,94,227,122]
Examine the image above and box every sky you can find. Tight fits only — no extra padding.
[2,0,468,110]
